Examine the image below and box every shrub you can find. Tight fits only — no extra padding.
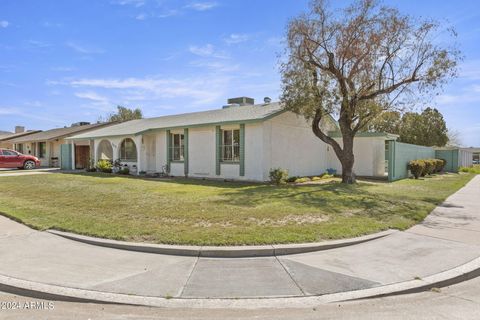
[286,176,299,183]
[424,160,436,175]
[311,176,322,181]
[408,160,425,179]
[118,167,130,175]
[437,159,447,172]
[97,159,113,173]
[294,177,311,183]
[269,168,289,185]
[460,166,480,174]
[322,173,334,179]
[326,168,337,175]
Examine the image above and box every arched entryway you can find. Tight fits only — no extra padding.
[97,139,113,160]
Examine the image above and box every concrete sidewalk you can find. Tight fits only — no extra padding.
[0,175,479,304]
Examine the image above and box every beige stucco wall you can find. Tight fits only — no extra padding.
[327,136,387,177]
[262,112,334,179]
[458,149,473,167]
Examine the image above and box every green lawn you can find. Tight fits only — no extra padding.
[0,172,474,245]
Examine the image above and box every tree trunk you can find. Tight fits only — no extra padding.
[311,109,357,184]
[339,133,356,184]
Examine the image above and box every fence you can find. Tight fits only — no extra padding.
[387,141,435,181]
[60,144,72,170]
[434,149,459,173]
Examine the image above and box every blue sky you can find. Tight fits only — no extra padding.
[0,0,479,146]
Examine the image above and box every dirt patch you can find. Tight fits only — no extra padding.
[248,214,329,226]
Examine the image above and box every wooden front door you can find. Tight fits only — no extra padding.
[75,145,90,169]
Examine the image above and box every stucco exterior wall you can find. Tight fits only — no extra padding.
[327,137,387,177]
[188,127,215,177]
[262,112,331,178]
[459,149,473,167]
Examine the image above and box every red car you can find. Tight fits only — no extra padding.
[0,148,41,170]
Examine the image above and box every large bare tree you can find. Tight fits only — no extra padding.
[280,0,460,183]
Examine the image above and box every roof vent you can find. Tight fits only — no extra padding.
[263,97,272,104]
[71,122,91,127]
[227,97,254,106]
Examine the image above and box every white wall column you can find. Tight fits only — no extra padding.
[70,140,75,170]
[135,135,143,174]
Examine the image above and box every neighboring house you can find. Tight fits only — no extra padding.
[435,147,474,169]
[0,127,41,149]
[464,147,480,164]
[7,122,112,168]
[67,97,397,181]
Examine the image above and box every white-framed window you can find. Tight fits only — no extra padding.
[170,133,184,161]
[119,138,137,161]
[221,129,240,162]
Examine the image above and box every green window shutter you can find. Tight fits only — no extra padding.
[239,123,245,176]
[166,130,171,172]
[215,126,221,175]
[184,128,189,176]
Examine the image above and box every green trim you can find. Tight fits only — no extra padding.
[166,130,171,173]
[215,126,221,175]
[184,128,189,176]
[239,123,245,176]
[387,140,395,182]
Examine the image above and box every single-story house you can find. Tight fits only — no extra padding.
[0,127,41,149]
[67,97,397,181]
[7,122,112,168]
[435,147,474,171]
[463,147,480,164]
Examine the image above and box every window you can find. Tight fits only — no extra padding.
[119,138,137,161]
[221,129,240,162]
[2,150,18,156]
[38,142,46,158]
[170,133,184,161]
[15,144,23,154]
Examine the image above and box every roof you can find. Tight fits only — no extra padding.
[0,130,42,142]
[328,131,400,140]
[8,123,111,143]
[68,102,286,140]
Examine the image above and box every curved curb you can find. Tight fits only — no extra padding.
[46,229,396,258]
[0,255,479,309]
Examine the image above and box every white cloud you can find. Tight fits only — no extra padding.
[26,40,51,48]
[135,13,147,20]
[66,41,104,54]
[190,60,239,72]
[189,44,229,59]
[0,106,65,124]
[51,66,75,72]
[185,2,218,11]
[0,20,9,28]
[111,0,145,7]
[459,59,480,80]
[62,75,230,106]
[75,91,110,103]
[224,33,249,45]
[436,85,480,106]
